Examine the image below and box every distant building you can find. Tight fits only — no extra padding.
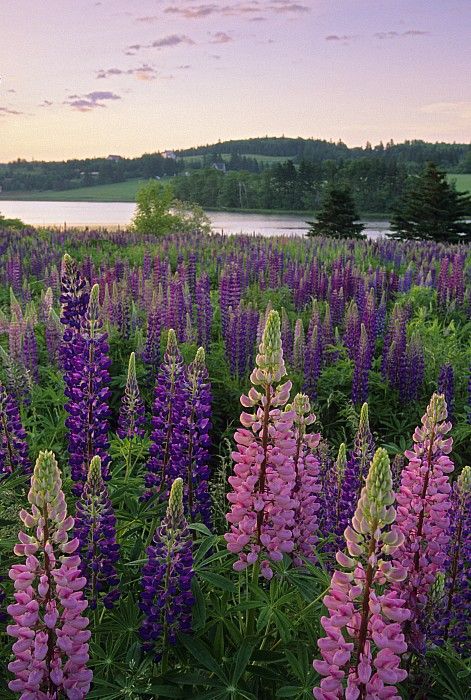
[162,150,177,160]
[106,154,123,161]
[211,162,226,173]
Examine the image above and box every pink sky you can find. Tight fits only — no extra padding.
[0,0,470,161]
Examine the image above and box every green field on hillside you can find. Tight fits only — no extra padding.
[446,173,471,194]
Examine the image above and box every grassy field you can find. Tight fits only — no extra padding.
[1,173,469,205]
[179,153,295,165]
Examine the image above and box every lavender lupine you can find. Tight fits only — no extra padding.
[441,465,470,653]
[184,347,212,524]
[140,478,194,658]
[293,318,305,372]
[144,330,189,500]
[23,321,39,383]
[59,253,89,335]
[45,310,63,367]
[0,381,31,477]
[313,448,410,700]
[117,352,146,440]
[289,393,322,566]
[393,393,454,654]
[225,310,297,579]
[74,456,120,610]
[7,451,92,699]
[64,284,112,489]
[352,324,372,406]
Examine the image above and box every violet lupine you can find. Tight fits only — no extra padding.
[441,465,470,653]
[393,393,454,655]
[313,448,410,700]
[289,393,322,566]
[184,347,212,525]
[45,310,63,367]
[117,352,146,440]
[352,324,372,406]
[7,450,92,699]
[339,403,376,535]
[74,456,120,610]
[64,284,112,489]
[293,318,305,372]
[59,253,89,336]
[144,329,189,500]
[0,380,31,477]
[225,310,297,580]
[140,477,194,658]
[23,321,39,383]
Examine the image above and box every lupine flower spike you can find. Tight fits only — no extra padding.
[0,381,31,477]
[225,309,297,580]
[313,448,410,700]
[7,450,92,699]
[74,456,120,610]
[117,352,146,439]
[140,478,194,658]
[393,393,453,654]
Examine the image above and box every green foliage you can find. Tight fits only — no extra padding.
[391,162,471,242]
[132,180,211,235]
[307,186,364,239]
[0,212,25,230]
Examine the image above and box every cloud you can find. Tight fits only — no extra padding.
[374,29,429,39]
[210,31,233,43]
[421,101,471,119]
[39,100,53,107]
[178,64,192,69]
[163,2,310,20]
[7,89,16,94]
[126,34,195,53]
[64,91,121,112]
[97,64,157,80]
[325,34,356,42]
[0,106,23,116]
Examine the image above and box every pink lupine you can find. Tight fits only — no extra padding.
[225,309,297,580]
[313,448,410,700]
[7,450,92,699]
[393,393,454,654]
[289,393,322,566]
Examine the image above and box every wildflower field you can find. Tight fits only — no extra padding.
[0,227,470,699]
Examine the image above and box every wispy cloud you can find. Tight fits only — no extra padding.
[162,2,310,20]
[0,106,23,116]
[325,34,356,42]
[421,101,471,119]
[210,31,233,43]
[39,100,53,107]
[374,29,429,39]
[127,34,195,54]
[97,64,157,80]
[64,91,121,112]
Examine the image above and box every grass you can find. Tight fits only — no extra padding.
[179,153,295,165]
[446,173,471,194]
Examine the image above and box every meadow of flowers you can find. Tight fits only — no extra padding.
[0,226,470,699]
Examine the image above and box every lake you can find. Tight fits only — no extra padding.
[0,200,391,238]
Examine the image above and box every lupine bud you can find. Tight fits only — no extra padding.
[7,451,92,698]
[313,448,410,700]
[117,352,146,439]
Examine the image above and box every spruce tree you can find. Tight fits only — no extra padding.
[307,186,364,239]
[390,162,471,242]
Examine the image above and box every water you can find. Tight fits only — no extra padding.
[0,200,391,238]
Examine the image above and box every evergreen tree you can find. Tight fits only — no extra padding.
[390,162,471,242]
[307,186,364,238]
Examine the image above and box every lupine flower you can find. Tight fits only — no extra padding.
[289,393,322,566]
[74,456,120,610]
[225,310,297,579]
[140,477,194,658]
[59,253,89,335]
[144,329,189,500]
[45,309,63,366]
[22,321,39,383]
[293,318,305,372]
[352,324,372,405]
[339,403,376,535]
[0,381,31,477]
[437,363,454,422]
[117,352,146,439]
[184,347,212,525]
[64,284,112,489]
[313,448,410,700]
[7,451,92,699]
[393,393,454,654]
[441,465,470,653]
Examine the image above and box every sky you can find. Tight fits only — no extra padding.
[0,0,470,161]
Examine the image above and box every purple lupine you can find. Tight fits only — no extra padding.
[313,448,410,700]
[290,393,322,566]
[74,456,120,610]
[45,309,63,366]
[393,393,454,654]
[304,325,323,401]
[0,381,31,477]
[142,304,162,374]
[352,323,372,405]
[185,347,212,525]
[22,321,39,383]
[64,284,112,489]
[292,318,305,372]
[144,329,189,500]
[140,477,194,658]
[195,273,212,348]
[7,451,92,698]
[438,363,454,422]
[339,402,375,536]
[117,352,146,439]
[280,308,293,365]
[59,253,89,335]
